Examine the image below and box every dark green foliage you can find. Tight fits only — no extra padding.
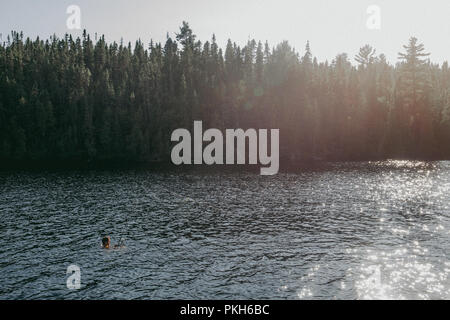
[0,27,449,165]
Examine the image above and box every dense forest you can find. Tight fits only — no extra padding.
[1,22,450,167]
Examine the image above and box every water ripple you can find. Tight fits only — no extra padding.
[0,161,448,299]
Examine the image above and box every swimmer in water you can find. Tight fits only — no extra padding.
[102,236,124,249]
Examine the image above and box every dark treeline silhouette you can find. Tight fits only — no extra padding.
[1,22,450,166]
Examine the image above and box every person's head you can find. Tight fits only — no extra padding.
[102,236,111,248]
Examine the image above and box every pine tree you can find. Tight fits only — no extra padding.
[355,45,376,68]
[397,37,433,156]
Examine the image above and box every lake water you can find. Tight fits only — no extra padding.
[0,161,449,300]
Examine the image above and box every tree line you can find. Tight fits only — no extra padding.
[1,22,450,166]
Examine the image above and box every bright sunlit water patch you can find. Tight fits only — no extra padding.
[348,161,449,299]
[0,161,448,299]
[353,245,448,300]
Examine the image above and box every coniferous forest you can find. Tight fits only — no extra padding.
[1,22,450,167]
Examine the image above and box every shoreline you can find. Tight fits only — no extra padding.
[0,157,447,172]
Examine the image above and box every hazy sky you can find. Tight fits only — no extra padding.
[1,0,450,64]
